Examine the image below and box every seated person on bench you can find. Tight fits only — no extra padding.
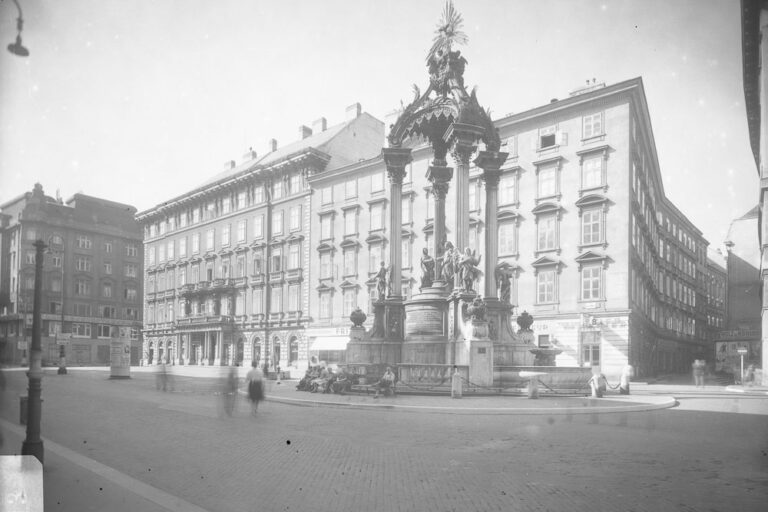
[373,367,396,398]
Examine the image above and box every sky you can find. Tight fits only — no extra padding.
[0,0,757,251]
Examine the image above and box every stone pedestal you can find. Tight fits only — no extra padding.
[403,285,449,364]
[446,291,477,365]
[468,319,494,388]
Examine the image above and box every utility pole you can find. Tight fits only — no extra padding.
[22,239,46,463]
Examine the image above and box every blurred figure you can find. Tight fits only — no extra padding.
[692,359,705,388]
[155,362,173,392]
[373,367,396,398]
[619,364,634,395]
[745,364,756,387]
[221,366,238,417]
[0,366,5,447]
[246,361,264,415]
[588,369,608,398]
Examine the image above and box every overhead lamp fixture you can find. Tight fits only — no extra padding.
[6,0,29,57]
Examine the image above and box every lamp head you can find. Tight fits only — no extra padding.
[7,34,29,57]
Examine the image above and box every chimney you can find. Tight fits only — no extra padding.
[242,147,257,162]
[224,160,236,171]
[268,138,278,153]
[299,125,313,140]
[345,102,362,121]
[312,117,327,133]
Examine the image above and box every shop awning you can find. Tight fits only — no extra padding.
[310,336,349,351]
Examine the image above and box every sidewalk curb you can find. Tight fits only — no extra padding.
[262,394,677,415]
[725,386,768,395]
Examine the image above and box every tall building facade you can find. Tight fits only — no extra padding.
[136,106,382,373]
[308,77,713,379]
[0,184,143,365]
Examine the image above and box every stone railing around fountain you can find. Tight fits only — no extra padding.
[493,366,592,393]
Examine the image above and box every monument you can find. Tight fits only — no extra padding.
[346,1,577,392]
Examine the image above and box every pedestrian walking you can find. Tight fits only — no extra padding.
[451,365,462,399]
[744,364,756,387]
[246,361,265,415]
[692,359,705,388]
[220,366,238,417]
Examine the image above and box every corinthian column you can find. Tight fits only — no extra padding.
[381,147,413,298]
[445,123,484,254]
[427,164,453,282]
[475,151,509,297]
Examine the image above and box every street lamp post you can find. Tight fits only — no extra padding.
[21,239,46,463]
[47,240,68,374]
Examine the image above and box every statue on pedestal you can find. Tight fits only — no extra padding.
[420,248,435,289]
[495,265,511,304]
[375,261,390,301]
[438,240,457,290]
[459,247,482,292]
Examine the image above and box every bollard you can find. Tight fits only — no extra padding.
[527,378,539,399]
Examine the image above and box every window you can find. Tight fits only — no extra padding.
[290,173,303,194]
[539,125,557,149]
[345,179,357,199]
[76,235,92,249]
[158,244,166,262]
[583,112,603,139]
[468,181,478,211]
[24,276,34,289]
[237,191,247,209]
[252,253,263,274]
[205,202,215,220]
[104,262,112,275]
[192,208,201,224]
[537,270,555,303]
[344,249,356,276]
[289,337,299,364]
[179,238,187,258]
[206,229,215,251]
[254,215,264,238]
[370,204,384,231]
[236,256,245,277]
[321,186,333,205]
[125,287,137,301]
[192,233,200,254]
[502,135,518,157]
[254,185,264,204]
[581,265,601,300]
[288,244,300,269]
[402,197,412,224]
[272,179,283,200]
[220,258,231,279]
[75,279,91,296]
[401,238,411,269]
[582,209,602,245]
[252,289,263,314]
[499,223,515,255]
[290,206,301,231]
[288,285,300,311]
[237,220,247,242]
[271,286,282,312]
[222,197,231,214]
[103,282,113,298]
[97,324,112,338]
[48,321,61,336]
[125,307,138,320]
[537,166,557,198]
[371,172,385,192]
[104,241,113,253]
[344,210,357,236]
[581,331,600,366]
[25,251,35,264]
[126,243,137,257]
[271,248,282,272]
[537,215,557,251]
[319,292,331,319]
[320,252,332,279]
[52,255,62,268]
[178,268,187,286]
[50,234,63,246]
[76,256,92,271]
[51,278,62,292]
[369,244,382,271]
[582,156,603,189]
[72,323,91,337]
[273,211,283,235]
[179,213,188,228]
[320,214,333,240]
[500,174,516,205]
[343,289,356,316]
[221,224,231,246]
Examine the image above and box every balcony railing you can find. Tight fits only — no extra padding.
[250,273,266,286]
[285,268,303,282]
[269,271,284,284]
[196,281,210,291]
[233,276,248,288]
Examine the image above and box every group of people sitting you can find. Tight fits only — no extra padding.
[295,365,353,395]
[295,364,397,398]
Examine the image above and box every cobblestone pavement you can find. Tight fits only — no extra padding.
[1,368,767,512]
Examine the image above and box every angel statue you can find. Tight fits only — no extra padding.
[438,240,457,287]
[420,248,435,289]
[375,261,390,301]
[459,247,482,292]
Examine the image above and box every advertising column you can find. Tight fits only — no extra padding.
[109,327,132,379]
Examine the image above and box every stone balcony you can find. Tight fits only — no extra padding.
[285,268,303,282]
